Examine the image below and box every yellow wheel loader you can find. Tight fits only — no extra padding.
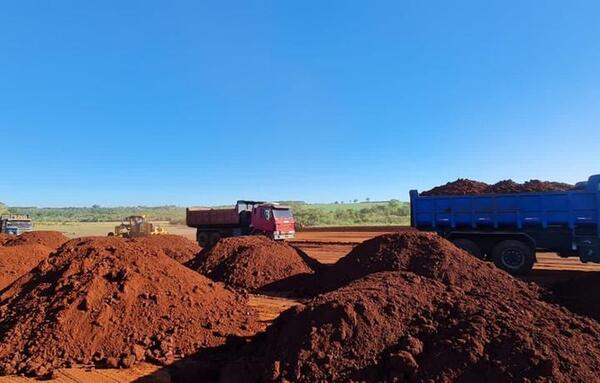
[107,215,168,238]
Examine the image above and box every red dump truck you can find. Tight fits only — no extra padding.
[186,200,296,247]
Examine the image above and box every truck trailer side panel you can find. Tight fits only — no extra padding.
[410,174,600,274]
[186,207,240,227]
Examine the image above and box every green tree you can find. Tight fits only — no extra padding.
[0,202,7,216]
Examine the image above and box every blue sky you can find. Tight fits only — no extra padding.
[1,1,599,207]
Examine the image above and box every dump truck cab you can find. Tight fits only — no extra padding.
[250,203,296,240]
[0,215,33,235]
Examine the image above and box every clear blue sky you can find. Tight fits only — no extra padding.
[1,1,599,207]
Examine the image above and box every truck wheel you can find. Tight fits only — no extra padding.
[107,232,115,237]
[209,232,221,246]
[451,239,483,260]
[197,232,209,247]
[492,240,534,275]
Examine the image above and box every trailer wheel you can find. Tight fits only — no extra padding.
[209,232,221,246]
[492,240,534,275]
[197,231,209,247]
[451,239,483,260]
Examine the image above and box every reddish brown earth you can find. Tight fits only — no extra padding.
[222,271,600,383]
[421,178,490,196]
[422,178,573,196]
[293,231,543,297]
[0,235,11,246]
[131,235,201,264]
[191,236,322,291]
[489,179,574,194]
[550,273,600,322]
[0,229,598,382]
[2,231,68,249]
[0,237,259,377]
[0,245,53,290]
[145,233,600,383]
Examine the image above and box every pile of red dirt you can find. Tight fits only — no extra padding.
[131,235,201,264]
[191,236,321,291]
[297,232,530,296]
[0,237,259,377]
[420,178,489,196]
[0,244,53,290]
[488,179,574,194]
[551,273,600,322]
[0,234,12,246]
[421,178,573,196]
[224,271,600,382]
[2,231,68,249]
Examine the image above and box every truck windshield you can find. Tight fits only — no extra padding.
[272,209,292,219]
[7,221,32,229]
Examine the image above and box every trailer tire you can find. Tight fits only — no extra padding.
[451,239,483,260]
[209,232,221,247]
[197,231,209,247]
[492,240,534,275]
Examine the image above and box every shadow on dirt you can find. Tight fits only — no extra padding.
[519,269,600,322]
[132,333,267,383]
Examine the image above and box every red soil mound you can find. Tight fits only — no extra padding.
[132,235,201,264]
[3,231,68,249]
[0,237,259,377]
[486,179,521,194]
[420,178,489,196]
[230,272,600,382]
[0,234,11,246]
[488,179,574,194]
[192,236,320,291]
[0,244,53,290]
[300,231,528,296]
[551,273,600,322]
[422,178,573,196]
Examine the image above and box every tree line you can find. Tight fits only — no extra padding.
[6,200,410,227]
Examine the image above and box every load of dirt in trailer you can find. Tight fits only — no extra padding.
[296,231,532,297]
[191,236,321,291]
[1,231,69,249]
[0,237,259,377]
[219,271,600,383]
[132,235,201,264]
[420,178,489,196]
[0,244,53,290]
[421,178,573,196]
[551,273,600,322]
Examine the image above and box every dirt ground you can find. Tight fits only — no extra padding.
[1,227,598,382]
[292,229,600,289]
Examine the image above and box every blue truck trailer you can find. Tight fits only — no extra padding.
[410,174,600,275]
